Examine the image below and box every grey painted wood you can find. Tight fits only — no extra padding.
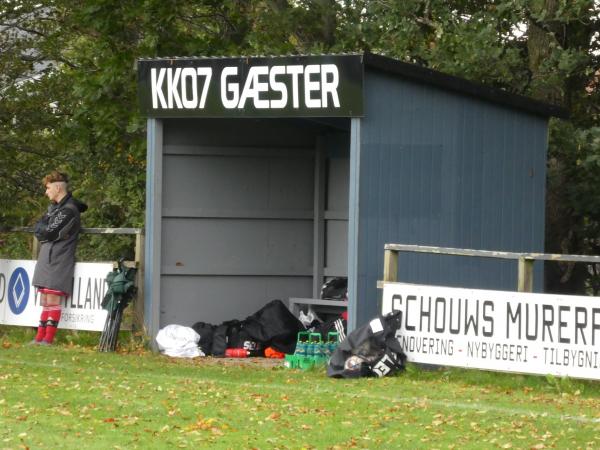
[322,132,350,295]
[327,156,350,211]
[163,118,324,147]
[312,139,326,297]
[325,146,350,279]
[326,220,348,276]
[162,208,313,219]
[164,145,314,157]
[160,276,312,326]
[162,153,314,213]
[347,118,361,332]
[158,118,341,328]
[161,218,313,275]
[144,118,163,344]
[288,297,348,317]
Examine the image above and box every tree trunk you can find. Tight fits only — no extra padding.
[527,0,563,103]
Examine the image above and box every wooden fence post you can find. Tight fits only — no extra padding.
[31,235,39,259]
[133,231,145,334]
[517,257,534,292]
[383,249,398,283]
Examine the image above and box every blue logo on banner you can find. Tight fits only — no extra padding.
[8,267,30,315]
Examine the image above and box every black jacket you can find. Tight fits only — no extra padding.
[32,194,88,294]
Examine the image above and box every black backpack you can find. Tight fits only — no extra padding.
[320,277,348,300]
[210,320,242,356]
[242,299,305,354]
[191,321,216,355]
[312,316,347,341]
[327,311,406,378]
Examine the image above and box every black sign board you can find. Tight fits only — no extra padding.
[137,54,363,118]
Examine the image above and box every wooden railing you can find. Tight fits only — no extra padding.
[382,243,600,293]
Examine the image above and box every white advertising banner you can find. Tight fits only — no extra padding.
[0,259,113,332]
[382,283,600,380]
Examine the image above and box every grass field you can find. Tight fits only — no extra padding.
[1,327,600,449]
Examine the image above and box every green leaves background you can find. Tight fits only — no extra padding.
[1,0,599,288]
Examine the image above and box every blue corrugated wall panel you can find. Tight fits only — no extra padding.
[355,70,548,326]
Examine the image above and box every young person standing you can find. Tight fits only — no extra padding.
[32,170,87,345]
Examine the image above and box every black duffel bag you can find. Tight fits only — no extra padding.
[327,311,406,378]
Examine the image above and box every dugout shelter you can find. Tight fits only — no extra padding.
[138,53,565,341]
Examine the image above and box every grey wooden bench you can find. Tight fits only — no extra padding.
[288,297,348,317]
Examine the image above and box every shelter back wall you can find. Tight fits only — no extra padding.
[160,119,321,326]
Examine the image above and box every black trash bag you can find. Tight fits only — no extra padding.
[320,277,348,300]
[228,326,264,356]
[242,299,305,354]
[211,320,242,356]
[207,320,264,357]
[191,321,216,355]
[99,259,137,352]
[312,315,347,341]
[327,311,406,378]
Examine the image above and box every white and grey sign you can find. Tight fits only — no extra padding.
[382,282,600,381]
[0,259,113,331]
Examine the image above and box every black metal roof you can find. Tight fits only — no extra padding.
[363,52,568,119]
[137,52,568,119]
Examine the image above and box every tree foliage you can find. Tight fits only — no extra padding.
[0,0,598,291]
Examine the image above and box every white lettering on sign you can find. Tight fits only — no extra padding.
[321,64,340,107]
[151,67,167,108]
[221,66,239,109]
[196,67,212,108]
[238,66,270,109]
[152,67,212,110]
[167,67,182,109]
[286,65,303,108]
[382,283,600,380]
[151,64,341,111]
[180,67,197,109]
[269,65,287,108]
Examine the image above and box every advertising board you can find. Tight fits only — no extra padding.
[0,259,113,332]
[382,282,600,380]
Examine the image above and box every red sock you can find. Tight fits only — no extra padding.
[35,308,50,342]
[43,306,62,344]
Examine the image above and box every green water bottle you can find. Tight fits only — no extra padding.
[327,331,339,355]
[295,331,309,357]
[308,332,322,359]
